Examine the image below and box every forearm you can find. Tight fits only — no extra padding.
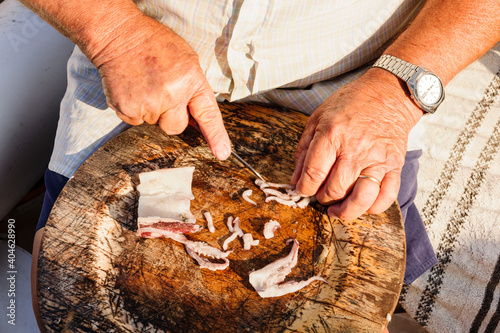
[18,0,149,63]
[20,0,231,160]
[383,0,500,85]
[367,0,500,126]
[294,0,500,220]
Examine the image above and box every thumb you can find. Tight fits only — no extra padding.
[188,82,231,160]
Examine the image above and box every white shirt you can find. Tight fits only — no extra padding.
[49,0,425,177]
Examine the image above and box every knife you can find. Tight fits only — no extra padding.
[187,121,266,182]
[231,150,266,183]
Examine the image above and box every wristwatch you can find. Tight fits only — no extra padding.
[373,54,445,114]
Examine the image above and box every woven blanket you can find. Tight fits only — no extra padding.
[399,42,500,333]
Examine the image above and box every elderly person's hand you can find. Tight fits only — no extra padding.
[90,14,231,160]
[292,68,423,221]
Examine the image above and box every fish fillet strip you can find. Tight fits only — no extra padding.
[265,196,297,208]
[242,189,257,205]
[137,167,196,222]
[249,239,326,298]
[185,246,230,271]
[243,233,259,250]
[226,216,234,232]
[255,179,311,210]
[146,230,232,271]
[232,217,244,237]
[263,220,281,239]
[223,216,260,250]
[204,212,215,233]
[222,232,239,251]
[137,167,230,270]
[136,221,202,237]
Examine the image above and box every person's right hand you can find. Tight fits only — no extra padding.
[90,14,231,160]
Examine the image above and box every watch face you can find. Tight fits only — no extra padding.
[416,73,443,106]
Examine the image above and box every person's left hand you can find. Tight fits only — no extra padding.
[291,68,423,221]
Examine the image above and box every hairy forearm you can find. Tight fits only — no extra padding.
[18,0,150,62]
[384,0,500,85]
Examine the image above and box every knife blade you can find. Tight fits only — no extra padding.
[231,150,266,183]
[187,121,266,182]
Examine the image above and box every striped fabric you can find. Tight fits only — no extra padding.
[399,42,500,333]
[48,0,425,177]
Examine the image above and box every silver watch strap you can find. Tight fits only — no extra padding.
[373,55,418,82]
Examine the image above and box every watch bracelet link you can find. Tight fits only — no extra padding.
[372,55,418,82]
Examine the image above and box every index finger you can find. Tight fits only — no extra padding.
[295,132,337,196]
[188,81,231,160]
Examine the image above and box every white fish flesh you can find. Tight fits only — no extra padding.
[222,232,239,251]
[226,216,234,232]
[263,220,281,239]
[232,217,244,237]
[254,179,311,210]
[185,246,230,271]
[242,233,259,250]
[265,196,297,208]
[141,229,232,271]
[255,179,269,190]
[296,196,311,209]
[204,212,215,233]
[137,166,195,197]
[242,189,257,205]
[184,241,231,271]
[262,188,290,200]
[137,166,196,222]
[138,196,196,223]
[249,239,326,298]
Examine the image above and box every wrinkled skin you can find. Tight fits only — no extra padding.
[292,69,422,221]
[91,15,231,160]
[93,13,423,221]
[91,13,423,221]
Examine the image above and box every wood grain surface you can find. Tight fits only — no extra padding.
[37,102,406,333]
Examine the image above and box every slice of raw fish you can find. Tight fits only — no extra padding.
[242,189,257,205]
[184,240,232,271]
[185,246,230,271]
[296,196,311,209]
[226,216,234,232]
[184,241,232,259]
[232,217,244,237]
[262,188,290,199]
[137,166,195,198]
[223,232,239,251]
[242,233,259,250]
[138,196,196,223]
[204,212,215,233]
[137,166,196,222]
[249,239,326,298]
[254,179,311,210]
[265,196,297,208]
[136,228,191,241]
[137,217,202,234]
[138,228,231,271]
[252,276,326,298]
[263,220,281,239]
